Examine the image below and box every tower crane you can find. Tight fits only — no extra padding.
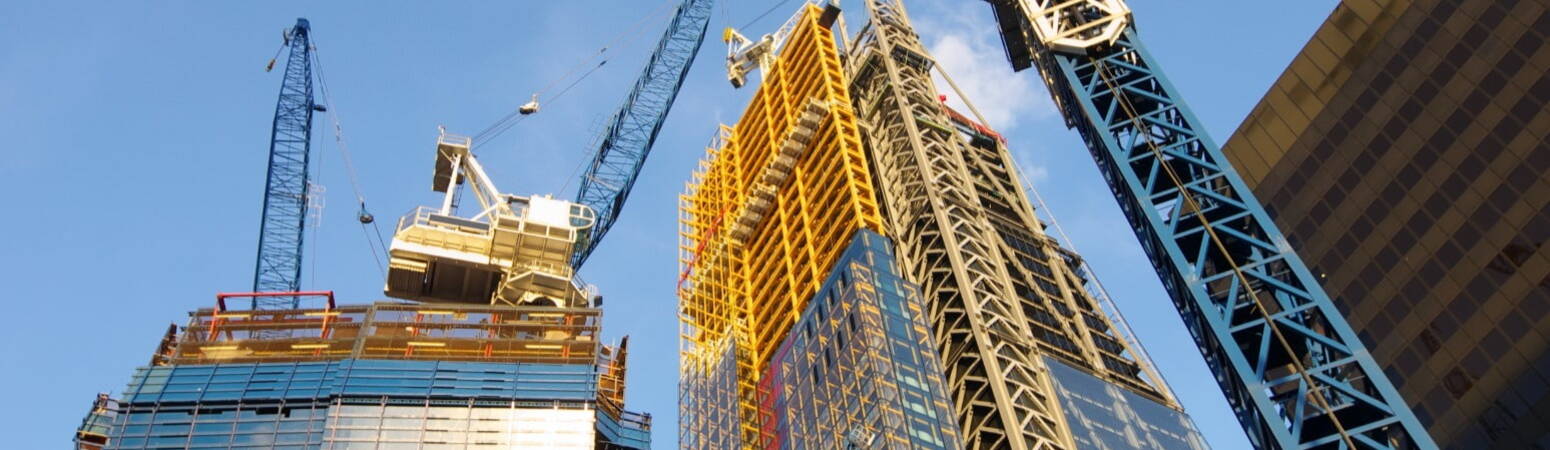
[978,1,1435,448]
[571,0,716,268]
[252,18,325,310]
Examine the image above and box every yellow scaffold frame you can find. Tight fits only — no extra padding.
[678,4,883,443]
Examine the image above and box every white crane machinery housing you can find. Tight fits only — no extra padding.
[1018,0,1131,54]
[723,2,839,88]
[385,132,598,309]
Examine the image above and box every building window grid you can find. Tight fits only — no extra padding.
[1226,1,1550,444]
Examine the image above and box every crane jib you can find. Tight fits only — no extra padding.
[571,0,716,269]
[252,18,317,311]
[982,1,1438,448]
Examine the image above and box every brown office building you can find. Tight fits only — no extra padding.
[1220,0,1550,447]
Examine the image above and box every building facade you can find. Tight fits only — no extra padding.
[844,1,1202,448]
[677,3,887,445]
[1221,0,1550,446]
[759,230,961,449]
[679,2,1207,448]
[78,298,650,450]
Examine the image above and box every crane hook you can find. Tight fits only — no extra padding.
[357,202,374,224]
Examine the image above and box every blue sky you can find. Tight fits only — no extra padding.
[0,1,1337,447]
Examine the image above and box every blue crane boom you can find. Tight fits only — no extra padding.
[979,2,1436,448]
[252,18,323,309]
[571,0,715,268]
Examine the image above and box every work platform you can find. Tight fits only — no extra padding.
[153,292,602,366]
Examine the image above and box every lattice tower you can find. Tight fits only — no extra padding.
[947,106,1174,404]
[843,0,1178,447]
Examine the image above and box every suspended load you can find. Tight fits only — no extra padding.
[518,94,540,115]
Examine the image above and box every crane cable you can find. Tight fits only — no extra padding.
[738,0,795,29]
[472,60,606,148]
[309,41,389,277]
[471,0,682,149]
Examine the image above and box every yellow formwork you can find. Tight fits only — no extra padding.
[678,4,883,444]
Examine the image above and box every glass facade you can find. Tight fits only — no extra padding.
[1043,357,1208,450]
[759,230,961,449]
[81,297,650,449]
[1221,0,1550,447]
[77,393,118,449]
[678,336,743,449]
[95,359,647,449]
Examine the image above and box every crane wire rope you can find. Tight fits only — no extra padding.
[471,60,606,148]
[550,0,700,197]
[931,60,1188,409]
[470,0,681,149]
[309,41,389,278]
[739,0,795,29]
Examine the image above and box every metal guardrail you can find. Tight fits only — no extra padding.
[437,133,472,148]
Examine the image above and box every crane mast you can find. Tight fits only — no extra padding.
[252,18,322,309]
[571,0,715,268]
[980,1,1436,448]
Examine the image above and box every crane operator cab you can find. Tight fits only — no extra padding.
[384,131,597,309]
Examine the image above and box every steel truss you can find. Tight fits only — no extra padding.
[847,1,1080,447]
[986,3,1436,445]
[253,19,319,310]
[572,0,714,268]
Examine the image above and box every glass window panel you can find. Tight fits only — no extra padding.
[334,405,381,417]
[192,422,233,434]
[274,432,310,444]
[277,420,313,433]
[149,424,192,435]
[211,374,251,383]
[145,436,188,446]
[379,429,421,441]
[189,434,230,445]
[331,417,379,428]
[115,437,147,448]
[235,421,276,433]
[381,418,424,429]
[230,433,275,446]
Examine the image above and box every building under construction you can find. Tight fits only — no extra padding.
[76,135,652,449]
[677,1,1207,448]
[72,0,720,446]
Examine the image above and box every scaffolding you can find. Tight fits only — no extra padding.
[596,336,630,419]
[677,3,882,445]
[73,393,116,450]
[154,292,603,366]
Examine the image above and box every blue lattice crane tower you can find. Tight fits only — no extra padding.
[977,2,1435,448]
[571,0,715,268]
[252,18,324,309]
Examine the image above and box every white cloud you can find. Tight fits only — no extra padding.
[917,10,1054,132]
